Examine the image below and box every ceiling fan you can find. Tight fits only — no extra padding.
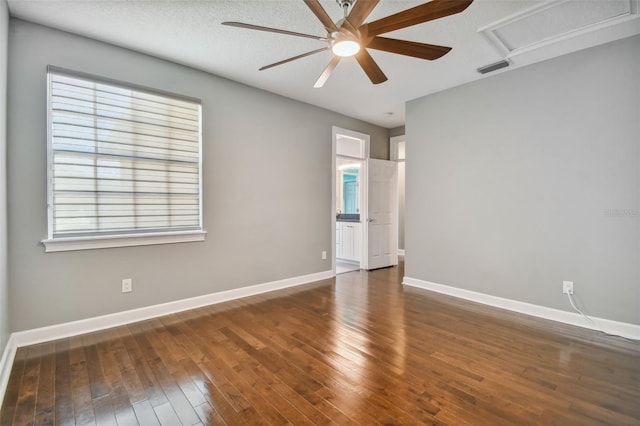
[222,0,473,88]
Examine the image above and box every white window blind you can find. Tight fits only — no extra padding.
[47,68,202,241]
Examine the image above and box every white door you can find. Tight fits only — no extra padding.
[364,159,398,270]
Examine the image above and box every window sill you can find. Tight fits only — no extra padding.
[42,230,207,253]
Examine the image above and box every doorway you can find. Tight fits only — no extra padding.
[336,156,363,274]
[332,127,369,275]
[332,127,399,275]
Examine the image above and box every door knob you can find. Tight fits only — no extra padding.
[367,218,374,222]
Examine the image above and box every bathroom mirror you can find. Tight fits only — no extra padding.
[336,159,361,218]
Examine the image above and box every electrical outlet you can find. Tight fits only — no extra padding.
[122,278,132,293]
[562,280,573,295]
[321,250,327,260]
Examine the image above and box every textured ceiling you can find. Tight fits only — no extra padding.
[7,0,640,128]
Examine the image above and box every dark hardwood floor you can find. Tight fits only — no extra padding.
[2,262,639,425]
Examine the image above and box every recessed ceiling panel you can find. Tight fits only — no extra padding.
[495,0,631,51]
[479,0,639,61]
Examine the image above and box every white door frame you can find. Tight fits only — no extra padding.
[390,135,406,256]
[332,126,370,275]
[390,135,405,161]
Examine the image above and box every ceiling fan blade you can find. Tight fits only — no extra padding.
[347,0,379,28]
[314,56,341,88]
[260,47,329,71]
[340,18,358,36]
[222,22,328,41]
[367,36,451,60]
[303,0,339,32]
[361,0,473,37]
[354,49,387,85]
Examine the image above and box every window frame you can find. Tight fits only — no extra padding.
[42,66,206,252]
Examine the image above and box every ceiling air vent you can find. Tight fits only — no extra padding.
[477,60,510,74]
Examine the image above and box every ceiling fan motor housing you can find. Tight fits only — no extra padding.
[336,0,354,14]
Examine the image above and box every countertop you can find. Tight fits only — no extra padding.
[337,214,361,223]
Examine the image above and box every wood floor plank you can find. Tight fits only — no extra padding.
[12,345,42,425]
[68,336,96,425]
[108,327,149,405]
[92,394,117,426]
[193,401,227,425]
[131,400,159,426]
[0,347,28,424]
[95,330,140,426]
[82,343,111,400]
[178,356,258,424]
[152,401,181,425]
[114,408,139,426]
[53,339,74,426]
[144,320,208,410]
[127,322,201,426]
[2,260,639,425]
[33,342,56,425]
[119,326,169,408]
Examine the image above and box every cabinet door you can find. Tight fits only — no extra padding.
[342,224,354,260]
[352,223,361,262]
[338,223,362,262]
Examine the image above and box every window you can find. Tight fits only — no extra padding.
[42,67,205,252]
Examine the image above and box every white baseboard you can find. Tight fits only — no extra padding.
[403,276,640,340]
[397,249,405,256]
[10,269,334,349]
[0,335,17,409]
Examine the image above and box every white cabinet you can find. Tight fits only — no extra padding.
[336,222,361,262]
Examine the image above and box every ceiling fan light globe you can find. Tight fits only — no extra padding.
[331,40,360,57]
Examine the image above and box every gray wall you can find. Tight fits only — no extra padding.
[7,20,388,331]
[0,0,8,352]
[406,35,640,325]
[389,126,405,138]
[371,132,389,160]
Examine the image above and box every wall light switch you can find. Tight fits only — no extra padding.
[122,278,132,293]
[322,250,327,260]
